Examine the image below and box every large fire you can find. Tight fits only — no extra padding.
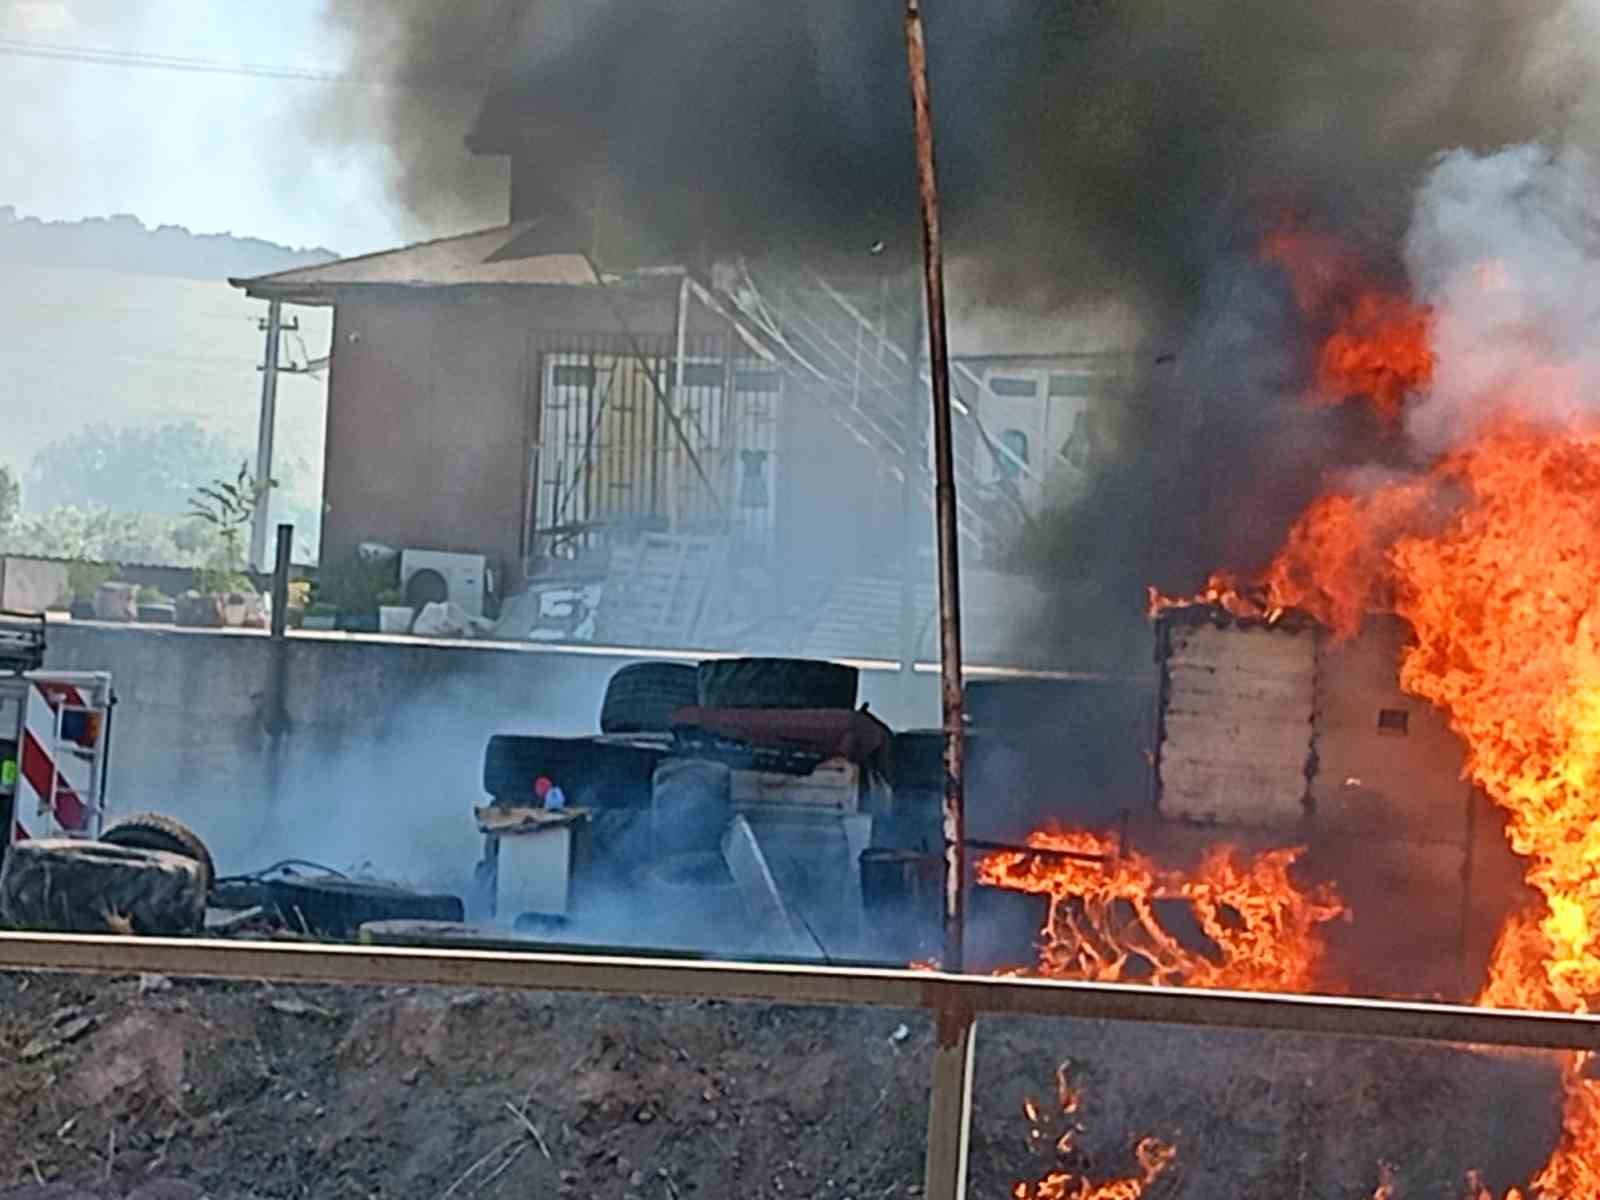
[996,236,1600,1193]
[1237,418,1600,1196]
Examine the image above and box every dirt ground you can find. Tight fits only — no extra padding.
[0,971,1569,1200]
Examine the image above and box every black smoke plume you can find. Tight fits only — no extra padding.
[321,0,1584,670]
[322,0,1567,318]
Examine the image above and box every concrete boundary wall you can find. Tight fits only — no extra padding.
[40,623,947,892]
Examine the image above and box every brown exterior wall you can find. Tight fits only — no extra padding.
[319,277,915,604]
[319,283,687,589]
[322,293,530,581]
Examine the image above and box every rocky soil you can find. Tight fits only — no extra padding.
[0,971,1568,1200]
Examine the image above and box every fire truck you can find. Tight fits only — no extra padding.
[0,611,212,935]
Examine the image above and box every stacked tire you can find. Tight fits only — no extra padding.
[600,662,699,734]
[482,734,663,808]
[695,657,858,710]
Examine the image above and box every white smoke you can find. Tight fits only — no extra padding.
[1403,143,1600,453]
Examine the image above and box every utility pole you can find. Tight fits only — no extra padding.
[904,5,975,1198]
[904,0,966,978]
[250,300,284,572]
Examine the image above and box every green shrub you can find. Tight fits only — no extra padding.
[314,548,396,613]
[195,568,255,596]
[67,560,116,601]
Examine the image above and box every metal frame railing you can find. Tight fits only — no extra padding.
[3,933,1599,1200]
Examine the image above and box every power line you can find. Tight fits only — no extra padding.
[0,36,476,89]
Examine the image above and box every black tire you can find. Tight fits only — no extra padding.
[482,734,664,806]
[892,730,947,792]
[651,759,731,858]
[260,877,464,939]
[0,839,206,935]
[600,662,699,734]
[696,657,858,710]
[101,813,216,893]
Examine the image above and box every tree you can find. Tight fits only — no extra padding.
[0,465,17,532]
[0,505,219,566]
[24,422,285,517]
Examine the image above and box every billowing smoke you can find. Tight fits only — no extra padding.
[315,0,1600,672]
[321,0,1572,323]
[1405,144,1600,454]
[315,1,513,235]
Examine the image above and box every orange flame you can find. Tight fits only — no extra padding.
[1181,419,1600,1192]
[1145,571,1281,623]
[1262,228,1436,428]
[1317,293,1437,428]
[976,830,1344,992]
[1014,1064,1177,1200]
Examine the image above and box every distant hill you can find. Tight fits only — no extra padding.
[0,206,337,282]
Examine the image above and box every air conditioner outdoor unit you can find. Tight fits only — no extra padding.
[400,550,489,618]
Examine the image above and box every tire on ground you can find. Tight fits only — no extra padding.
[258,877,464,939]
[695,657,859,710]
[0,839,206,935]
[650,759,731,859]
[600,662,699,734]
[100,813,216,893]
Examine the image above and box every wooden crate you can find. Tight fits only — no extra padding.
[731,758,860,814]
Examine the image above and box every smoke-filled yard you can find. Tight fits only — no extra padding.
[0,971,1568,1200]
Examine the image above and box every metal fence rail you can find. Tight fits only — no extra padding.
[4,933,1597,1197]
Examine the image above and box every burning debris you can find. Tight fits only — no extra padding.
[977,831,1343,992]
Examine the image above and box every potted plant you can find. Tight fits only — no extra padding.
[66,561,114,620]
[286,579,311,629]
[316,546,396,633]
[186,464,266,628]
[302,601,339,631]
[136,585,175,625]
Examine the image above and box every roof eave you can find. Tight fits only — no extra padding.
[229,275,677,307]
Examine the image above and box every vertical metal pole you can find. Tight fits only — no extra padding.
[669,276,691,531]
[250,299,284,571]
[898,285,923,693]
[267,524,293,743]
[924,1004,978,1200]
[904,0,966,976]
[270,524,293,642]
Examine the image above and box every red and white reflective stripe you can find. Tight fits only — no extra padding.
[34,680,87,711]
[16,682,92,836]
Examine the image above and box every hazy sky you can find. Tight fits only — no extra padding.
[0,0,419,256]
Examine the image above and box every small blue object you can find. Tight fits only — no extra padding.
[543,785,567,811]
